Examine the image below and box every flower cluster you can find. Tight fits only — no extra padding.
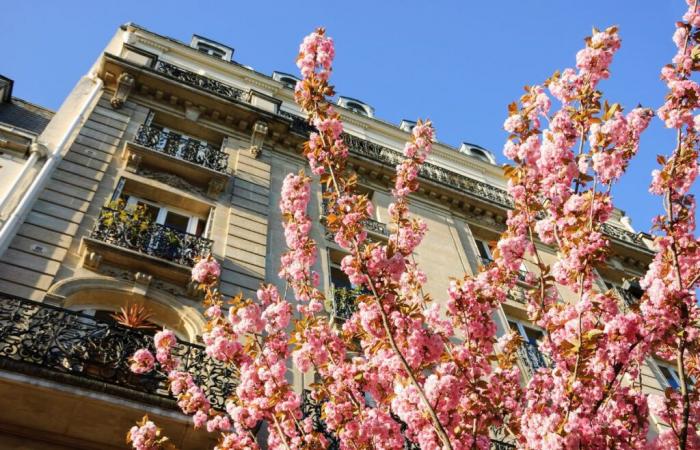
[125,6,699,449]
[501,24,658,449]
[641,1,700,447]
[127,416,172,450]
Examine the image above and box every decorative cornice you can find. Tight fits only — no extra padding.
[135,36,171,54]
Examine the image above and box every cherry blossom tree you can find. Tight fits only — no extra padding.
[127,1,699,449]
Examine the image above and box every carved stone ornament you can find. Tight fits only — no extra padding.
[110,72,135,109]
[137,167,206,197]
[249,120,268,159]
[83,251,103,270]
[207,177,226,198]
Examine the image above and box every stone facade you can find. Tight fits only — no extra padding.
[0,24,674,448]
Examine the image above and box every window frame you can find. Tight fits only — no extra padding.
[653,359,693,390]
[507,319,545,346]
[124,195,206,236]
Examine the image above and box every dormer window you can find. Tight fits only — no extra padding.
[190,35,234,61]
[458,142,497,164]
[197,42,226,59]
[272,71,301,89]
[400,120,416,133]
[0,75,12,103]
[337,96,374,118]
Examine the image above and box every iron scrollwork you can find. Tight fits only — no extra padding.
[331,286,362,322]
[518,341,551,377]
[154,60,245,102]
[91,207,213,267]
[135,124,229,173]
[0,296,236,410]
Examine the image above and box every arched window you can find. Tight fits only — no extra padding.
[345,101,368,116]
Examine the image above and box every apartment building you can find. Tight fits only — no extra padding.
[0,23,672,449]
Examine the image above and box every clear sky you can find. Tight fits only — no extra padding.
[2,1,697,232]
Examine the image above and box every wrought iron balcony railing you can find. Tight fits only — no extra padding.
[279,110,316,135]
[508,284,529,304]
[0,295,236,410]
[90,207,213,267]
[134,124,229,173]
[154,60,245,102]
[302,390,516,449]
[518,341,550,377]
[321,200,390,238]
[331,286,362,321]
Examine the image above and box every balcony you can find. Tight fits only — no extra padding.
[302,390,516,449]
[123,124,230,198]
[331,286,361,321]
[82,207,213,285]
[517,341,551,377]
[134,124,228,172]
[507,284,529,304]
[154,60,245,102]
[321,200,390,241]
[0,295,235,410]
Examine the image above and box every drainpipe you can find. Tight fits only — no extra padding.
[0,142,47,216]
[0,73,103,257]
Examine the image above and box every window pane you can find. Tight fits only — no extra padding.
[136,201,160,222]
[195,218,206,237]
[163,211,190,233]
[660,366,680,389]
[475,240,491,261]
[523,327,543,344]
[331,267,352,290]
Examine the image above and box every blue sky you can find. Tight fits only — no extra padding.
[2,1,696,232]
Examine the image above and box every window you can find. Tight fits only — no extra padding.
[508,320,544,346]
[655,361,693,390]
[474,239,493,265]
[197,42,227,59]
[279,77,298,89]
[272,72,301,89]
[123,195,207,236]
[346,102,368,116]
[508,318,550,372]
[190,35,233,61]
[399,120,416,133]
[659,364,681,389]
[337,97,374,118]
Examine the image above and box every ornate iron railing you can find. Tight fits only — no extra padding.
[491,440,517,450]
[338,132,652,253]
[302,390,516,449]
[0,295,236,410]
[321,199,390,238]
[331,286,362,321]
[134,124,229,172]
[154,60,245,102]
[90,207,213,267]
[518,341,550,377]
[508,285,529,304]
[302,390,420,449]
[280,110,316,135]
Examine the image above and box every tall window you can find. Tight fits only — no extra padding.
[655,361,693,390]
[508,320,544,347]
[474,239,493,264]
[123,195,207,236]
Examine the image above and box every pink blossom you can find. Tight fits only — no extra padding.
[130,349,155,374]
[192,258,221,283]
